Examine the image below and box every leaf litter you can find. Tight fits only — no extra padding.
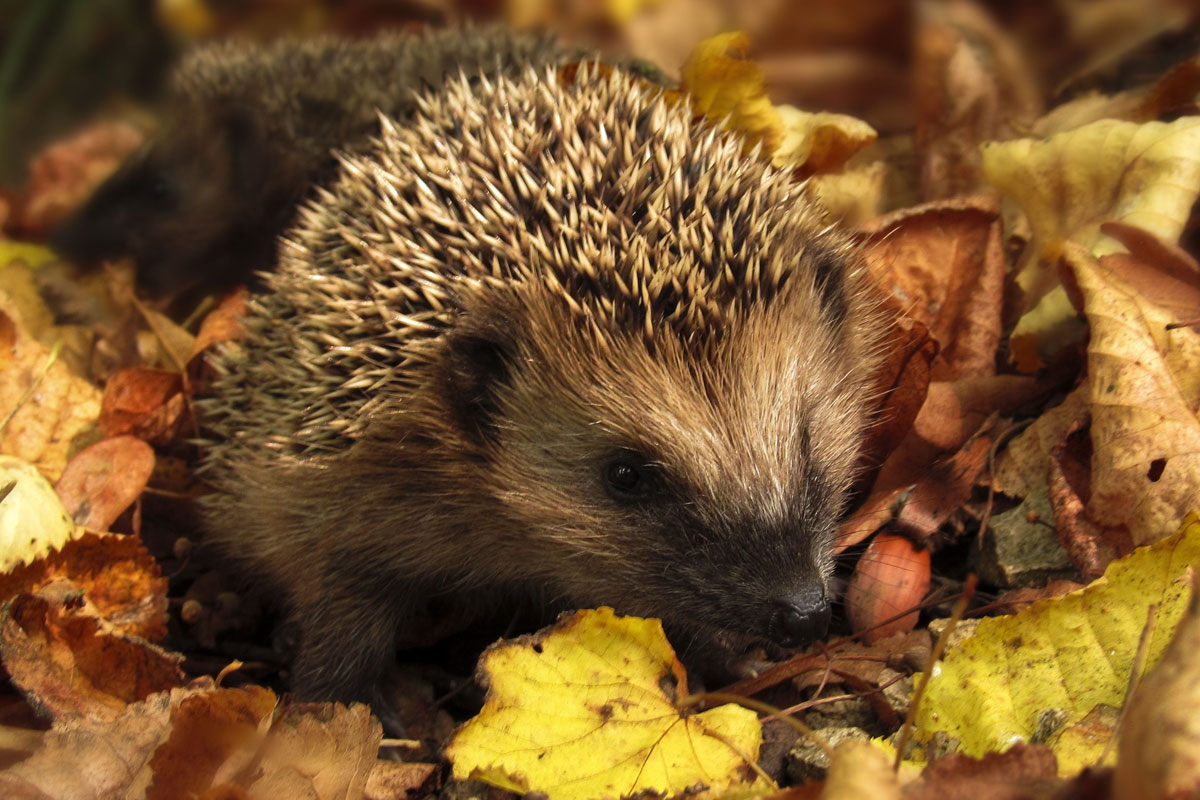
[1,2,1200,799]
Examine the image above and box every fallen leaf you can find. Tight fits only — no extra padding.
[54,436,155,531]
[0,298,101,480]
[447,607,763,800]
[4,120,143,237]
[860,198,1006,380]
[808,160,888,226]
[1,587,184,723]
[0,686,188,799]
[229,703,382,800]
[0,455,79,573]
[1062,246,1200,546]
[1097,222,1200,325]
[904,744,1059,800]
[146,686,280,800]
[1114,572,1200,800]
[914,513,1200,775]
[364,760,440,800]
[682,31,782,156]
[822,739,902,800]
[99,367,186,444]
[0,531,169,641]
[983,117,1200,370]
[773,105,877,175]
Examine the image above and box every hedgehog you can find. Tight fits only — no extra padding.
[50,27,562,300]
[198,62,883,721]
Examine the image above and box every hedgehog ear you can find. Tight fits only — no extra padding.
[442,320,518,445]
[809,244,849,329]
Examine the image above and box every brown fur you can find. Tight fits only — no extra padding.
[199,63,884,712]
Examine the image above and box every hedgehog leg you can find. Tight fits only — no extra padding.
[288,563,414,735]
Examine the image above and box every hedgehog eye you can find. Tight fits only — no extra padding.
[603,451,657,501]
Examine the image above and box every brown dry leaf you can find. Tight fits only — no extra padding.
[365,760,439,800]
[1059,246,1200,546]
[137,303,196,373]
[841,376,1043,550]
[992,389,1088,499]
[856,316,937,491]
[896,424,995,540]
[0,681,273,799]
[0,686,187,799]
[914,0,1042,200]
[54,436,155,531]
[99,367,186,444]
[681,31,783,156]
[0,297,101,481]
[1114,573,1200,800]
[903,744,1059,800]
[3,120,144,237]
[0,586,183,722]
[226,703,383,800]
[1047,434,1134,580]
[0,531,168,641]
[146,686,280,800]
[861,198,1006,380]
[1098,222,1200,324]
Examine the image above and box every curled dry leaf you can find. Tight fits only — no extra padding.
[821,739,903,800]
[0,682,272,800]
[0,531,169,641]
[1114,572,1200,800]
[0,587,184,723]
[0,455,79,573]
[773,105,877,175]
[1061,246,1200,546]
[808,160,888,226]
[99,367,186,444]
[54,436,155,532]
[146,686,281,800]
[846,533,931,643]
[983,117,1200,370]
[860,198,1006,381]
[223,703,383,800]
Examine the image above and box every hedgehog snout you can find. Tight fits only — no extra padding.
[766,585,831,649]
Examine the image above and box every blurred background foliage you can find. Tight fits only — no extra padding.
[0,0,1196,186]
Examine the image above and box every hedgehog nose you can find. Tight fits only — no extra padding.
[768,588,831,648]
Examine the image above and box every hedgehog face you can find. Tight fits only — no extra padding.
[439,278,874,651]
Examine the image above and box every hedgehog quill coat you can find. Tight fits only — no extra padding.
[201,63,882,712]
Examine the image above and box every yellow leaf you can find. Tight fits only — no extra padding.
[0,455,81,573]
[681,32,783,157]
[773,105,877,174]
[914,514,1200,776]
[982,117,1200,369]
[0,293,101,481]
[446,607,762,800]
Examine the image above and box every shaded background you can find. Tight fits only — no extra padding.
[2,0,1196,187]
